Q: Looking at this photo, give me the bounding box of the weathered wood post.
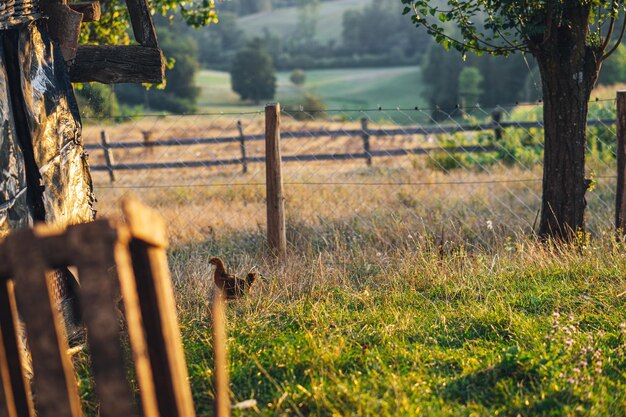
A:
[491,109,503,141]
[361,117,372,166]
[616,91,626,233]
[237,121,248,174]
[101,130,116,183]
[265,104,286,258]
[212,290,230,417]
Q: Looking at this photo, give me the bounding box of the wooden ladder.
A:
[0,199,196,417]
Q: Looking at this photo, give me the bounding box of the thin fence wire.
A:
[84,101,618,252]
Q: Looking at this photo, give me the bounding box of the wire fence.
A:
[83,101,618,252]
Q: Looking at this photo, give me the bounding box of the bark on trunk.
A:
[537,61,591,238]
[531,13,601,240]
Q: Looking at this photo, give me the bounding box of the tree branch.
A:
[410,4,528,55]
[603,15,626,60]
[600,0,618,52]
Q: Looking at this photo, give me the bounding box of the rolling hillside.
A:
[237,0,368,44]
[195,66,426,111]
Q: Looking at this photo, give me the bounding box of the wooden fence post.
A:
[616,91,626,233]
[237,121,248,174]
[101,130,116,183]
[491,110,503,141]
[265,104,286,258]
[212,291,230,417]
[361,118,372,166]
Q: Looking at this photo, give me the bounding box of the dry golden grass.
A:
[85,112,616,248]
[80,113,623,417]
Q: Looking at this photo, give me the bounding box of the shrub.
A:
[289,69,306,86]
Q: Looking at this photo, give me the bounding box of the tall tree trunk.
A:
[537,60,590,238]
[531,17,601,239]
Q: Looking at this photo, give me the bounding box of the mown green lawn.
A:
[172,235,626,416]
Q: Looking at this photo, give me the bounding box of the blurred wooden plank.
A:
[212,291,230,417]
[0,367,8,417]
[125,0,158,47]
[0,280,34,417]
[127,241,195,417]
[69,46,164,84]
[66,221,136,417]
[122,198,168,248]
[123,200,195,417]
[0,248,8,279]
[114,228,160,417]
[69,1,100,21]
[6,229,82,417]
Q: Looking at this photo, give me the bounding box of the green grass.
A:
[169,232,626,416]
[237,0,367,44]
[195,66,426,112]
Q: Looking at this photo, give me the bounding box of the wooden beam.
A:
[125,0,159,48]
[69,1,101,21]
[0,280,35,417]
[7,229,83,417]
[212,291,230,417]
[69,45,164,84]
[41,3,83,61]
[122,199,196,417]
[121,199,168,248]
[67,222,136,417]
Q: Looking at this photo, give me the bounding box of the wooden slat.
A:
[0,248,8,279]
[122,199,168,248]
[0,364,7,417]
[212,291,230,417]
[114,227,160,417]
[6,229,82,417]
[122,200,195,417]
[127,241,195,417]
[69,1,101,21]
[125,0,159,47]
[66,221,136,417]
[0,280,34,417]
[69,46,164,84]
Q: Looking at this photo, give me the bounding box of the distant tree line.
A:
[192,0,430,71]
[217,0,336,16]
[76,0,626,115]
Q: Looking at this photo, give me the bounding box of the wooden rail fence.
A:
[83,103,619,257]
[85,111,615,179]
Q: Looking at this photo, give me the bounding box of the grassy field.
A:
[195,66,426,112]
[76,100,624,415]
[170,234,626,416]
[82,169,626,415]
[237,0,367,44]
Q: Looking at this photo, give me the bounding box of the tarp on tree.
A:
[0,20,94,239]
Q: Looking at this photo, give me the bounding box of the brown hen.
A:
[209,257,257,300]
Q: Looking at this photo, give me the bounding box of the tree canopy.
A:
[403,0,626,238]
[401,0,626,60]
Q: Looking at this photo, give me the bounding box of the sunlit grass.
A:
[170,231,626,416]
